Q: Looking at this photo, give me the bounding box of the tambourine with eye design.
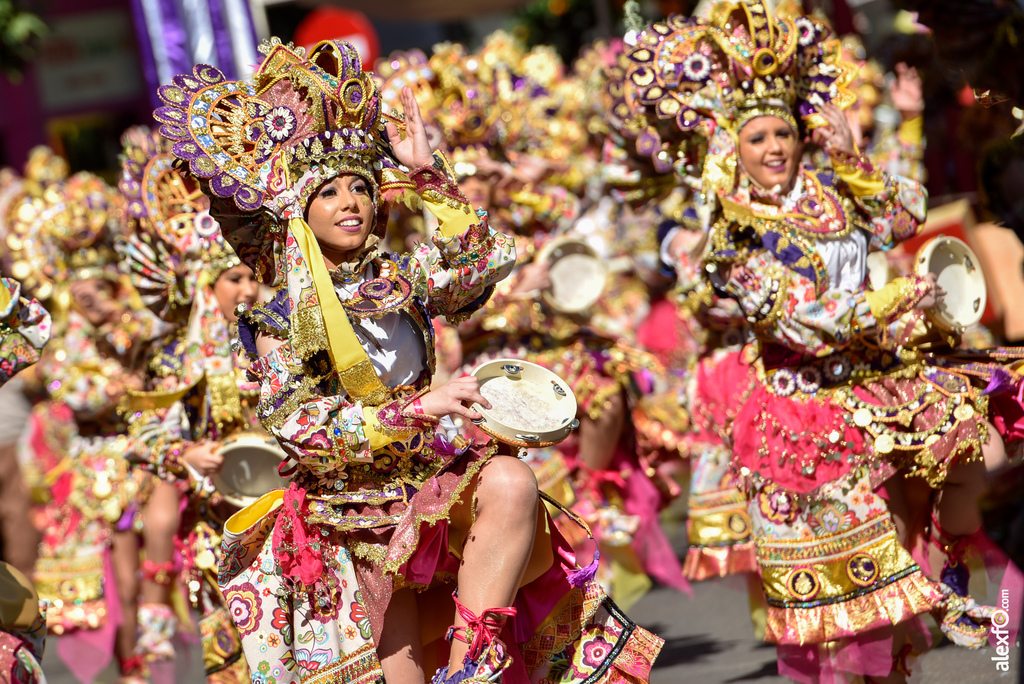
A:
[212,432,290,508]
[470,359,579,449]
[914,236,987,333]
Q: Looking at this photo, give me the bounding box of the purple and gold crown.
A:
[154,38,414,221]
[622,0,856,165]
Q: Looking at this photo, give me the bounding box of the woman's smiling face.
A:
[305,173,376,265]
[737,115,801,195]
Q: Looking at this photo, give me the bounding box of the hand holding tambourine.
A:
[913,236,986,334]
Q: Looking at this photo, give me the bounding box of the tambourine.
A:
[212,432,290,508]
[536,237,607,314]
[914,236,987,332]
[470,359,579,448]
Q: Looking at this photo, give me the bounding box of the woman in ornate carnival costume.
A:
[153,38,663,684]
[117,127,259,681]
[7,148,158,683]
[590,32,762,591]
[626,1,1024,681]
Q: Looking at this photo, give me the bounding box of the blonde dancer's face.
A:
[737,116,800,195]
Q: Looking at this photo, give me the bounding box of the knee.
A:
[143,495,181,538]
[477,456,539,515]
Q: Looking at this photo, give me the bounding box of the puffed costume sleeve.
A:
[407,154,516,323]
[829,150,928,251]
[0,276,50,386]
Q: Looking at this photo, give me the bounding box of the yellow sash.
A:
[288,217,392,407]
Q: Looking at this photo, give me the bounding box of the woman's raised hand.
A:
[890,63,924,120]
[418,376,492,421]
[386,86,436,169]
[811,102,857,156]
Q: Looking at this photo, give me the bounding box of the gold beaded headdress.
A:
[622,0,856,196]
[0,147,123,293]
[154,38,416,244]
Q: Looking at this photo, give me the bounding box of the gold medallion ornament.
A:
[954,404,975,422]
[874,434,895,455]
[728,512,751,538]
[846,553,880,587]
[853,408,873,427]
[787,568,820,600]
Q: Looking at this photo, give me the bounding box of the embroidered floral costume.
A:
[620,1,1024,680]
[118,128,255,682]
[7,148,157,683]
[154,38,663,683]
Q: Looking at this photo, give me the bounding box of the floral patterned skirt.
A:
[218,441,663,684]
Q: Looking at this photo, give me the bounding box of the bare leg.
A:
[865,621,909,684]
[141,479,180,604]
[378,587,426,684]
[577,391,626,473]
[446,455,543,671]
[926,422,1002,580]
[111,529,140,668]
[0,441,39,575]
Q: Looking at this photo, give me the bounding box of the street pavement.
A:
[41,522,1021,683]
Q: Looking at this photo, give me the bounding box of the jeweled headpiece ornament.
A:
[622,0,855,195]
[625,1,854,142]
[0,147,123,294]
[154,38,415,241]
[118,127,242,319]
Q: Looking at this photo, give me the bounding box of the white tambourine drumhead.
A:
[212,433,290,508]
[536,237,607,314]
[470,359,579,449]
[914,236,987,332]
